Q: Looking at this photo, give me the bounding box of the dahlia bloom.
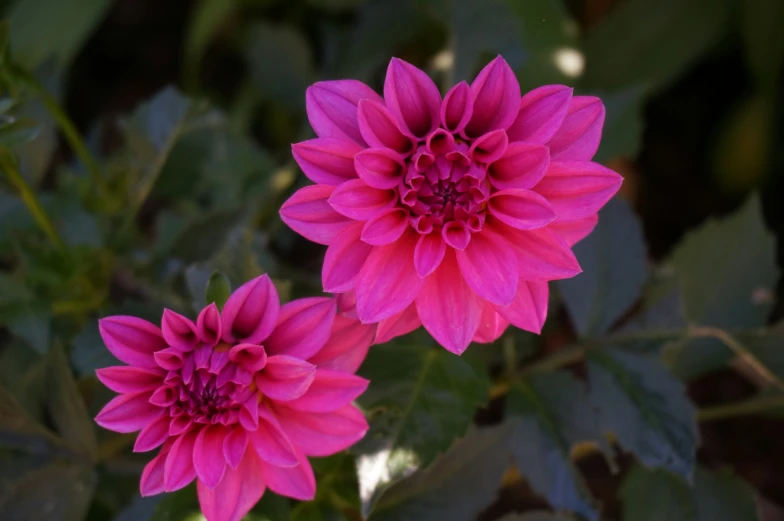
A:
[94,275,372,521]
[281,56,622,354]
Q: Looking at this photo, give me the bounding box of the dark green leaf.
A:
[185,263,214,312]
[370,424,513,521]
[183,0,238,88]
[6,304,51,355]
[170,209,245,263]
[0,120,40,147]
[250,493,291,520]
[70,321,119,377]
[664,336,730,380]
[693,468,759,520]
[148,485,200,521]
[557,198,647,337]
[0,382,68,455]
[592,85,647,163]
[498,513,575,521]
[669,193,777,328]
[45,343,97,459]
[291,503,348,521]
[742,0,784,88]
[356,345,490,517]
[112,496,163,521]
[587,348,698,478]
[205,270,231,310]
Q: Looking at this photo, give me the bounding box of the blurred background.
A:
[0,0,783,520]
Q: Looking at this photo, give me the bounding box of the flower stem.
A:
[697,394,784,422]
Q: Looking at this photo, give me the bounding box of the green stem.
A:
[698,394,784,422]
[1,156,63,249]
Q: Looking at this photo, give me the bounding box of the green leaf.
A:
[620,465,760,521]
[0,119,40,147]
[290,503,348,521]
[742,0,784,88]
[498,513,575,521]
[249,493,291,521]
[356,345,489,517]
[369,424,513,521]
[581,0,733,92]
[45,343,97,459]
[557,198,647,337]
[669,193,777,328]
[6,304,51,355]
[506,373,601,521]
[591,85,647,163]
[183,0,238,88]
[205,270,231,310]
[0,382,68,455]
[8,0,112,69]
[170,209,246,263]
[147,485,200,521]
[587,348,698,478]
[70,321,119,377]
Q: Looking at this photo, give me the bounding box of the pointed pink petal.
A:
[488,142,550,190]
[355,148,406,189]
[154,348,183,371]
[493,222,582,281]
[274,404,368,457]
[283,369,368,413]
[507,85,572,144]
[456,228,518,306]
[308,314,374,373]
[265,298,336,359]
[239,397,259,431]
[228,343,267,372]
[164,430,198,492]
[441,81,474,133]
[98,316,167,369]
[384,57,441,138]
[196,303,222,346]
[194,425,228,489]
[256,355,316,401]
[221,274,280,344]
[223,427,249,469]
[259,447,316,501]
[95,366,163,394]
[464,56,521,137]
[426,128,456,155]
[468,129,508,164]
[357,99,414,155]
[356,229,423,323]
[292,138,362,185]
[328,179,397,220]
[472,304,509,343]
[534,161,623,220]
[306,79,383,146]
[442,220,471,250]
[95,391,162,433]
[414,232,446,278]
[140,442,172,496]
[549,213,599,246]
[488,188,556,230]
[280,185,352,245]
[250,405,298,467]
[416,250,482,354]
[322,222,372,293]
[361,208,408,246]
[494,280,549,333]
[149,385,178,407]
[161,309,199,351]
[546,96,605,161]
[134,415,171,452]
[197,447,266,521]
[374,304,421,344]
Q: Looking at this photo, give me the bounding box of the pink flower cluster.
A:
[281,56,622,354]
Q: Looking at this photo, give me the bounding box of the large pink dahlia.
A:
[94,275,372,521]
[280,56,623,354]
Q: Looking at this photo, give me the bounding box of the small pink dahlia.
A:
[281,56,623,354]
[94,275,372,521]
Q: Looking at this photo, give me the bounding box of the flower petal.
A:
[197,447,266,521]
[384,57,441,137]
[416,250,482,354]
[356,229,423,323]
[464,56,521,137]
[223,427,249,469]
[265,297,336,359]
[546,96,605,161]
[374,304,421,344]
[549,213,599,246]
[355,148,406,189]
[306,79,383,146]
[292,138,363,186]
[456,227,518,306]
[259,447,316,501]
[194,425,228,489]
[328,179,397,221]
[322,223,373,293]
[280,185,352,245]
[250,405,299,467]
[283,369,369,413]
[95,392,162,433]
[494,223,582,281]
[196,303,222,346]
[472,303,509,343]
[98,316,167,369]
[441,220,471,250]
[488,188,556,230]
[256,355,317,401]
[357,99,414,155]
[140,442,172,496]
[494,279,549,333]
[468,129,508,164]
[414,232,446,278]
[134,414,171,452]
[164,430,198,492]
[441,81,474,133]
[488,142,550,190]
[95,366,163,394]
[221,274,280,345]
[308,314,375,374]
[361,208,408,246]
[507,85,572,144]
[534,161,623,220]
[161,309,199,352]
[274,404,368,457]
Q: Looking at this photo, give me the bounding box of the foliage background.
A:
[1,0,783,520]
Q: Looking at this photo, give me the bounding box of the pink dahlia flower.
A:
[94,275,372,521]
[280,56,623,354]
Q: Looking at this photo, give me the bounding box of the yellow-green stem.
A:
[698,394,784,422]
